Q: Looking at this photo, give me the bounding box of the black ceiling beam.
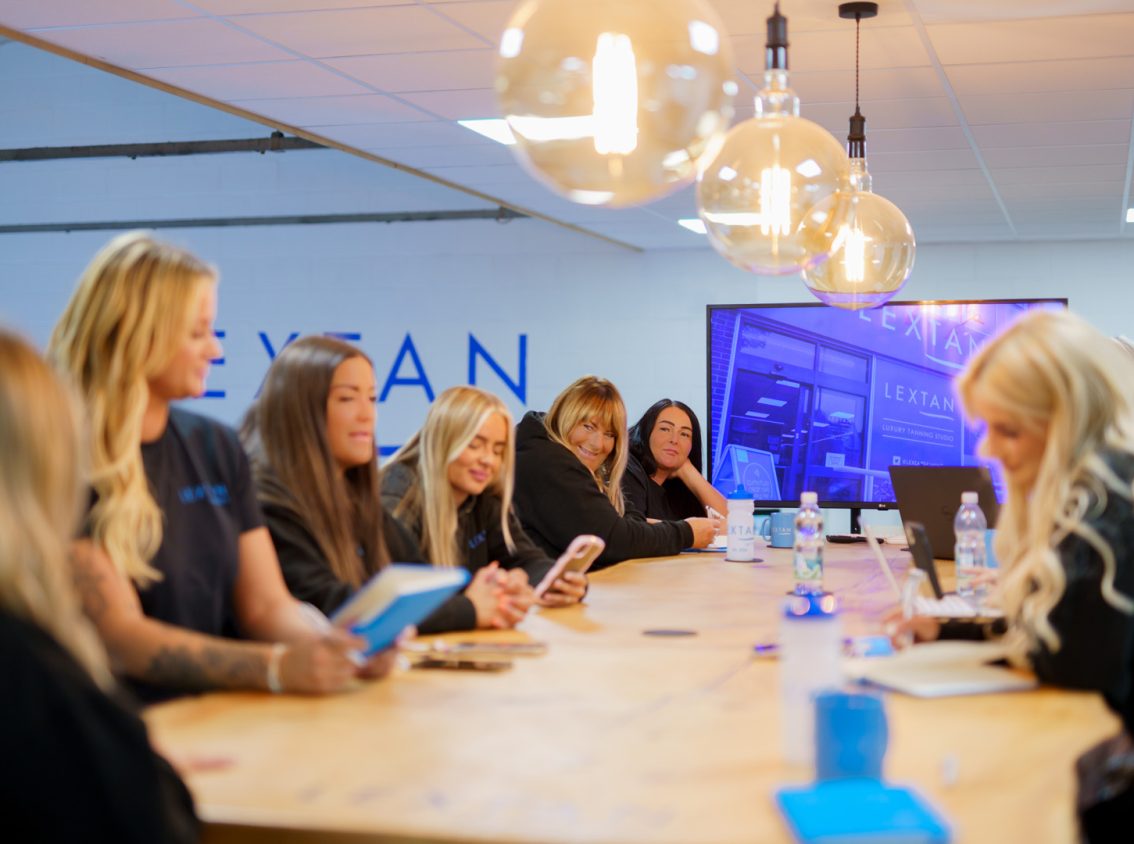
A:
[0,132,324,162]
[0,208,527,235]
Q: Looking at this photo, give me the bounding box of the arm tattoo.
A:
[145,643,267,692]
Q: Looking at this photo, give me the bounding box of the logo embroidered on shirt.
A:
[178,484,230,506]
[467,530,487,550]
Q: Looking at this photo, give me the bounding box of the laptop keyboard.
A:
[914,594,1003,618]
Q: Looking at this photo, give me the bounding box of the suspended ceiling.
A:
[1,0,1132,251]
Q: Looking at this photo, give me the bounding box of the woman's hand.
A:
[684,515,724,548]
[466,563,505,629]
[882,608,942,649]
[539,571,588,607]
[492,568,535,628]
[278,629,365,693]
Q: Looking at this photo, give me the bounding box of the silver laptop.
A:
[888,466,999,560]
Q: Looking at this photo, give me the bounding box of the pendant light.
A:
[799,2,915,310]
[495,0,736,208]
[696,2,849,276]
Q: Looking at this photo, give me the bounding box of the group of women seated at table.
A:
[1,231,1130,840]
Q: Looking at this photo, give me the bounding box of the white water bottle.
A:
[792,491,824,595]
[780,592,842,766]
[954,491,987,600]
[726,485,756,562]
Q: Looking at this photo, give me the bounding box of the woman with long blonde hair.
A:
[49,231,382,701]
[241,335,423,616]
[891,310,1134,839]
[383,386,585,632]
[0,329,197,841]
[513,376,720,569]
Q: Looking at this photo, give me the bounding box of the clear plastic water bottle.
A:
[954,491,988,600]
[780,592,842,766]
[726,485,756,562]
[793,491,824,595]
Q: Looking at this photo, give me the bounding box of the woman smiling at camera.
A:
[382,386,585,633]
[624,398,728,521]
[512,376,720,570]
[49,232,374,702]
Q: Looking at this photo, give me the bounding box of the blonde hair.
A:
[387,386,515,568]
[242,336,389,587]
[544,375,628,515]
[0,330,112,688]
[958,310,1134,660]
[48,231,217,586]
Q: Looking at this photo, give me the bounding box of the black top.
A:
[380,461,556,633]
[0,609,198,843]
[512,411,693,570]
[622,452,705,521]
[942,449,1134,735]
[135,408,265,636]
[260,495,425,619]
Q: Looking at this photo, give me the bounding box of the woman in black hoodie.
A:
[513,376,721,569]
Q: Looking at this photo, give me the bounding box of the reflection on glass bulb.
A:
[496,0,735,207]
[760,166,792,236]
[592,33,638,155]
[841,225,867,283]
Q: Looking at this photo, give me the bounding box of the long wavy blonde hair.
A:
[0,330,112,688]
[48,231,217,587]
[387,386,516,568]
[958,310,1134,659]
[545,375,628,515]
[242,336,389,587]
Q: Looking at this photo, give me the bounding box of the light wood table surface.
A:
[145,543,1119,844]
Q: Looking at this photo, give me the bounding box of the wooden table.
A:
[145,544,1119,844]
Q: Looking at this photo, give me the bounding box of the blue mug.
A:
[759,511,795,548]
[814,690,888,782]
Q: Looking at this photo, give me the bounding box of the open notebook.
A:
[844,640,1036,698]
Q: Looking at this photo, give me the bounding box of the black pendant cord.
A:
[839,1,878,160]
[855,13,861,113]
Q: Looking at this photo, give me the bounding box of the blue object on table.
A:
[984,528,999,568]
[776,779,951,843]
[759,510,795,548]
[814,690,888,781]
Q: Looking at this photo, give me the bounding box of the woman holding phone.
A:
[888,310,1134,840]
[382,386,586,632]
[513,376,721,569]
[49,232,372,701]
[1,330,197,842]
[624,398,727,521]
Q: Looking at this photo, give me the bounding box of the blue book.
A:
[331,564,469,656]
[776,780,951,843]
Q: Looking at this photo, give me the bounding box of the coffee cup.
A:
[758,511,795,548]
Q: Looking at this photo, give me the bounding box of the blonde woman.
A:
[890,310,1134,838]
[0,330,197,842]
[49,232,379,702]
[382,386,585,632]
[241,336,423,616]
[513,376,721,569]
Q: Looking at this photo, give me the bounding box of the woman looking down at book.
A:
[0,330,198,842]
[240,335,418,664]
[382,386,585,633]
[887,310,1134,839]
[624,398,727,521]
[512,376,721,569]
[49,232,366,701]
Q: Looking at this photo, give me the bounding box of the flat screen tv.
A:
[706,299,1067,511]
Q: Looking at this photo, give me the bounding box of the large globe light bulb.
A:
[696,5,848,276]
[800,158,916,310]
[496,0,736,207]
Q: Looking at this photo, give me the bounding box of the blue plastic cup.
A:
[814,690,888,781]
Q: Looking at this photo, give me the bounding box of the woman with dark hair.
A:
[513,377,722,570]
[624,399,728,521]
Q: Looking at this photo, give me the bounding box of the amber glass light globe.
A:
[697,69,849,276]
[800,159,916,310]
[496,0,735,207]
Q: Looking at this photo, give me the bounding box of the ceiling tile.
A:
[30,19,293,68]
[427,0,515,45]
[376,143,516,169]
[805,97,957,131]
[926,13,1134,65]
[0,0,189,28]
[228,6,487,58]
[330,121,478,149]
[325,49,496,93]
[398,88,498,120]
[735,25,931,76]
[945,56,1134,96]
[146,61,371,100]
[998,180,1121,200]
[786,66,945,105]
[971,119,1130,148]
[231,93,429,127]
[980,144,1130,168]
[194,0,407,12]
[989,163,1126,185]
[959,89,1134,126]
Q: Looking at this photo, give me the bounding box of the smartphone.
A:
[903,521,945,599]
[437,641,548,658]
[409,657,513,672]
[533,534,605,598]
